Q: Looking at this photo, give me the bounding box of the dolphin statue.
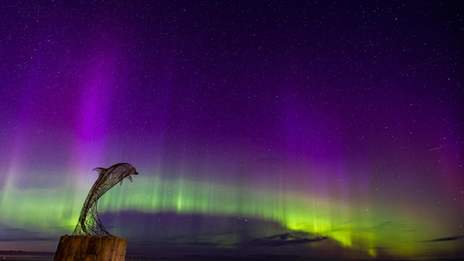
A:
[72,163,138,237]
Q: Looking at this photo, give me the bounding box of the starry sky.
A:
[0,1,463,260]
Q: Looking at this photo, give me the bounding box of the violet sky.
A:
[0,1,463,260]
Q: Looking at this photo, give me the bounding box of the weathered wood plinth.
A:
[53,235,127,261]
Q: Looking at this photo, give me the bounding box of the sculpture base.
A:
[53,235,127,261]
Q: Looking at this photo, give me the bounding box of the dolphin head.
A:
[124,165,139,184]
[116,163,138,185]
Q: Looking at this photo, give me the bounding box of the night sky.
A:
[1,1,463,260]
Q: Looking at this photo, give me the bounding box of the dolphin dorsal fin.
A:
[92,167,105,176]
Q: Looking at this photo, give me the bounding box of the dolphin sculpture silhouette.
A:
[72,163,138,236]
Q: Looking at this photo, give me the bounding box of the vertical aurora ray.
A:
[69,40,120,174]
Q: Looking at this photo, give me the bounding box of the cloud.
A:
[185,241,218,247]
[421,236,463,242]
[0,227,54,243]
[371,221,392,230]
[249,254,302,259]
[247,232,327,247]
[371,246,392,250]
[0,237,52,242]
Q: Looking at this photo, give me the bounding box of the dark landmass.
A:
[0,250,54,260]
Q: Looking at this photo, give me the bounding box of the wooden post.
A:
[53,235,127,261]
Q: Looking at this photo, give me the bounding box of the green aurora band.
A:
[0,174,457,258]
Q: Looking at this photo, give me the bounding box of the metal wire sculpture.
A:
[72,163,138,237]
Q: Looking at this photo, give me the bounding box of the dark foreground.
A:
[2,250,463,261]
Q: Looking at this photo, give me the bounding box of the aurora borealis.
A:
[0,1,463,260]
